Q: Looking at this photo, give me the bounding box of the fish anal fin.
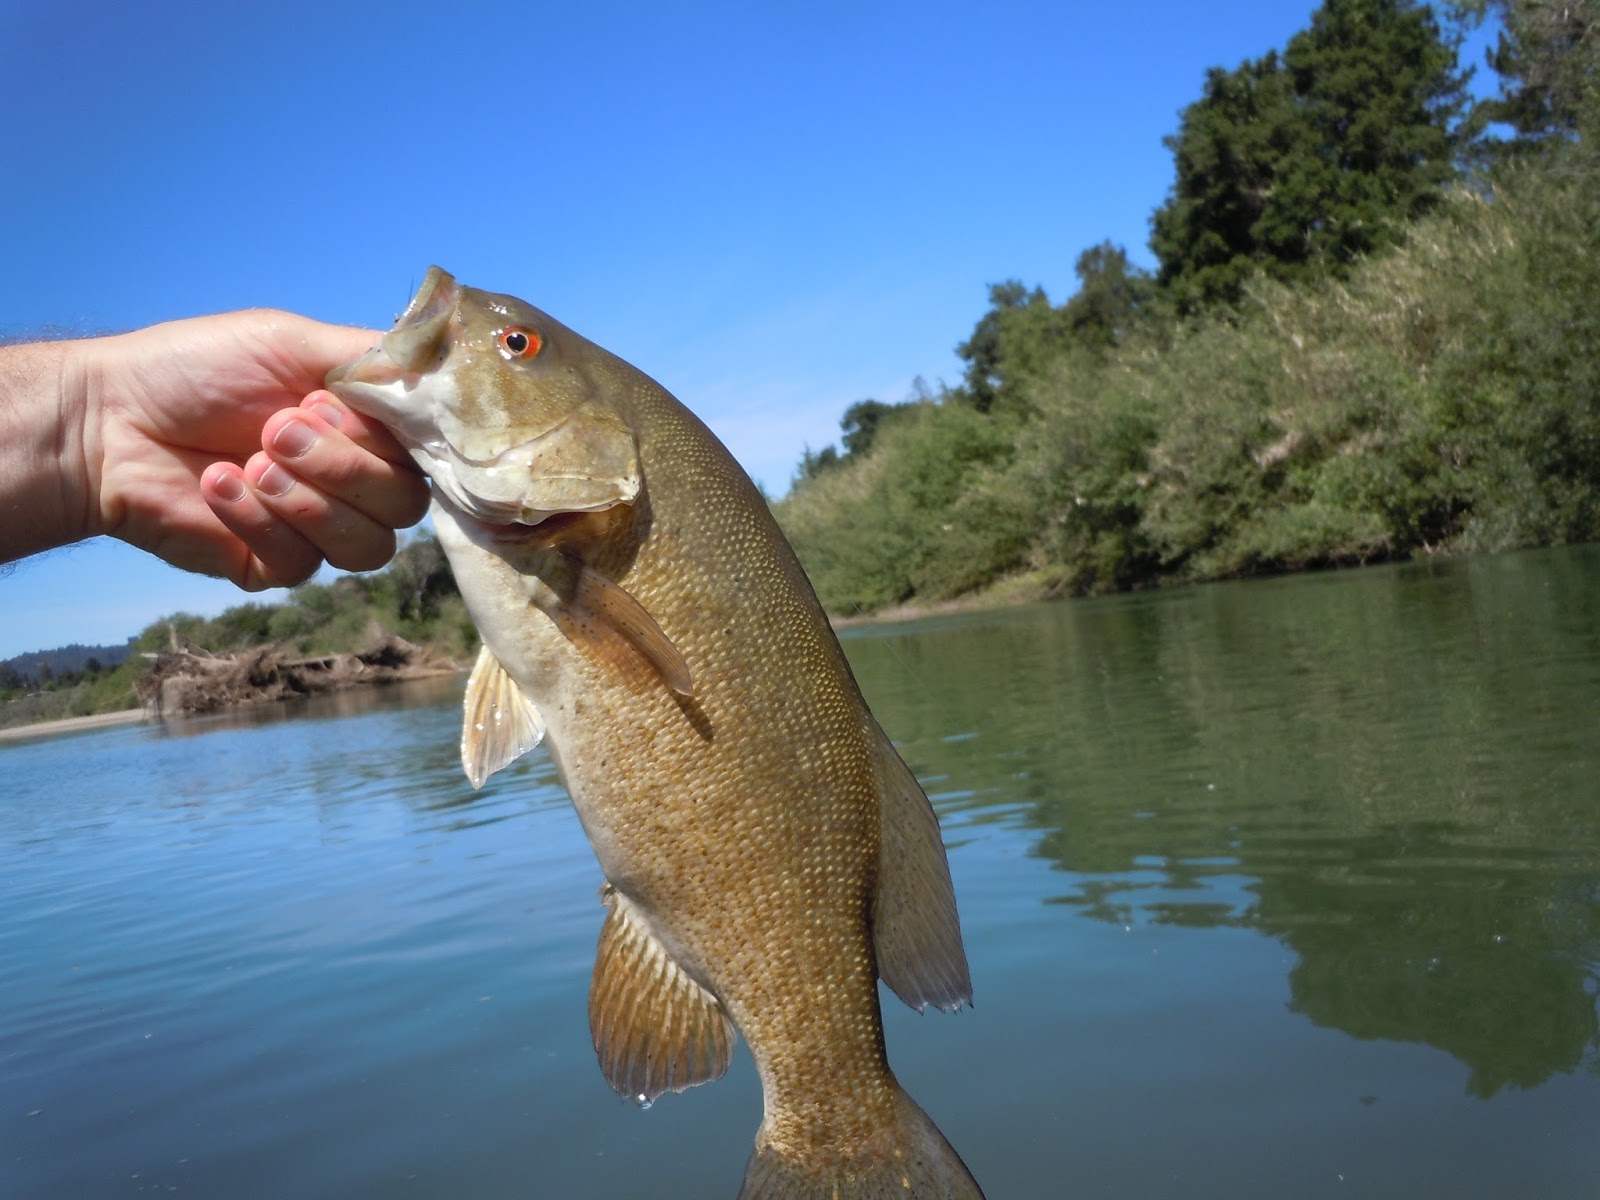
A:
[554,559,694,698]
[589,885,734,1103]
[460,644,546,789]
[870,723,974,1013]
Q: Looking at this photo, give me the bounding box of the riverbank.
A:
[1,636,463,742]
[0,707,148,743]
[828,567,1113,627]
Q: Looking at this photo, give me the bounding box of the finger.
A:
[299,390,415,466]
[244,452,401,574]
[262,404,431,530]
[200,462,324,589]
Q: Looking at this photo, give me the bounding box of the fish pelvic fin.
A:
[738,1087,985,1200]
[460,644,546,789]
[589,885,734,1104]
[549,556,694,698]
[869,722,973,1013]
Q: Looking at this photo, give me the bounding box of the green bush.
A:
[780,401,1023,611]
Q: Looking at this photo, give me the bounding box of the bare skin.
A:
[0,310,431,588]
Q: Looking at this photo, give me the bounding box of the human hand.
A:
[76,310,431,589]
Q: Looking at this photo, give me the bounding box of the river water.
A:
[4,547,1598,1198]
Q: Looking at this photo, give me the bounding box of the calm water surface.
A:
[4,547,1598,1198]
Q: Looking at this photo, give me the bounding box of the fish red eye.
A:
[498,326,541,358]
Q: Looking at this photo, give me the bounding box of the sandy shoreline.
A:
[0,708,148,743]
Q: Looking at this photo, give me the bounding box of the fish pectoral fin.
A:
[460,644,546,789]
[553,559,694,698]
[870,722,974,1013]
[589,885,734,1104]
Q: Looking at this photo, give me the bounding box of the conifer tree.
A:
[1152,0,1472,311]
[1475,0,1598,143]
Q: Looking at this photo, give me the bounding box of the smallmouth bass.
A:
[328,267,984,1199]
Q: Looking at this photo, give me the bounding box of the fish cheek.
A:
[521,405,641,516]
[437,352,568,464]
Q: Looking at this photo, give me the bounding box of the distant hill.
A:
[2,640,135,686]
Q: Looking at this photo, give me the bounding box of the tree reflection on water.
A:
[844,546,1600,1098]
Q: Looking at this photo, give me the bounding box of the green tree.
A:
[955,281,1077,414]
[202,603,276,650]
[839,399,903,458]
[1152,0,1473,311]
[956,281,1036,412]
[386,531,456,623]
[793,397,920,485]
[1477,0,1599,142]
[1060,241,1159,351]
[795,444,841,482]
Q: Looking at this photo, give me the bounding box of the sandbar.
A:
[0,708,147,743]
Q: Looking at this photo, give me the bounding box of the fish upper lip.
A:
[381,266,458,373]
[398,266,454,325]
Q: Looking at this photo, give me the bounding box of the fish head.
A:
[326,266,640,526]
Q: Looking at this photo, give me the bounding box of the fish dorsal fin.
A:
[870,722,974,1012]
[552,558,694,698]
[589,885,735,1103]
[460,644,546,789]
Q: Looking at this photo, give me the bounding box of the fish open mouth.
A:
[326,266,459,388]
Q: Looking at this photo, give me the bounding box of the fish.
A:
[327,267,984,1199]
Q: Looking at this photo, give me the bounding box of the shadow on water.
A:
[843,546,1600,1099]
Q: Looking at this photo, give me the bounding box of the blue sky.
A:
[4,0,1485,658]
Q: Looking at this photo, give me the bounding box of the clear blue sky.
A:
[6,0,1468,658]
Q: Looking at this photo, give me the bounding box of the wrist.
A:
[0,336,98,562]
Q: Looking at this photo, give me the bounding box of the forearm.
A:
[0,338,97,564]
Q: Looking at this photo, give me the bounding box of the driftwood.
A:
[134,634,457,719]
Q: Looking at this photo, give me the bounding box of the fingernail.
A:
[257,463,295,497]
[213,472,246,502]
[307,398,345,430]
[272,418,317,458]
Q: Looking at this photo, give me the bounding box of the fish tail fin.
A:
[738,1087,985,1200]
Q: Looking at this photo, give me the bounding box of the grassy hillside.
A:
[776,159,1600,613]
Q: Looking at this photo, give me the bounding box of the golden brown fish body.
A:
[329,268,982,1199]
